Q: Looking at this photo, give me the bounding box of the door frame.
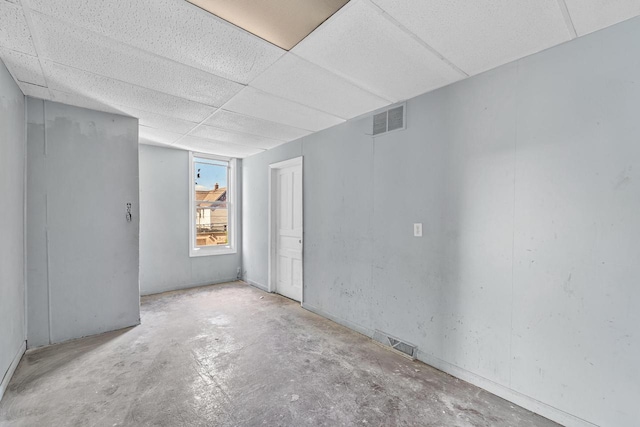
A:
[268,156,304,304]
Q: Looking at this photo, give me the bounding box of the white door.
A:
[275,164,303,301]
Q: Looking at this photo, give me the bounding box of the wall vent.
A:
[372,330,417,360]
[372,104,406,136]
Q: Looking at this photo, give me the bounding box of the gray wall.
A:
[242,17,640,427]
[0,60,25,398]
[27,99,140,348]
[242,141,302,290]
[139,144,241,295]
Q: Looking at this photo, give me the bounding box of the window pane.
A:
[194,157,229,247]
[195,205,229,246]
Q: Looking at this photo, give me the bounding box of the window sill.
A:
[189,247,237,257]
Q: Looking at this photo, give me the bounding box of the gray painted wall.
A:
[242,141,302,290]
[0,60,25,398]
[242,17,640,427]
[139,144,241,295]
[26,99,140,348]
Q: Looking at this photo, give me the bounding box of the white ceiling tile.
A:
[204,109,311,141]
[173,135,265,158]
[32,13,244,107]
[191,124,284,150]
[26,0,284,83]
[117,107,199,135]
[223,86,344,132]
[50,90,124,115]
[44,61,217,122]
[139,126,183,146]
[19,81,51,99]
[250,53,391,119]
[45,90,200,134]
[370,0,572,75]
[564,0,640,36]
[0,1,36,55]
[292,0,463,101]
[0,48,45,86]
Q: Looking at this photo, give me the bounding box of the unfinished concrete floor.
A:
[0,282,559,426]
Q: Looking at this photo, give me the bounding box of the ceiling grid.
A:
[1,0,639,157]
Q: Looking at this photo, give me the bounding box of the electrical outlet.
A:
[413,223,422,237]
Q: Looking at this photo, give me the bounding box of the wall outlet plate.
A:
[414,223,422,237]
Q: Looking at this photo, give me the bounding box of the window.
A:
[189,152,236,256]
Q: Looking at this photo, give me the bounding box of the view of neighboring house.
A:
[195,183,228,246]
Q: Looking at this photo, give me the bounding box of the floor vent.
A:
[372,330,417,360]
[372,104,406,136]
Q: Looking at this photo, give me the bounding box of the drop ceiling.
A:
[1,0,639,158]
[186,0,350,50]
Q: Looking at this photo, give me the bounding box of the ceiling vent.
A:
[372,104,406,136]
[372,329,417,360]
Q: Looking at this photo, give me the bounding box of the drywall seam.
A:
[42,100,46,156]
[301,303,374,339]
[416,349,599,427]
[508,61,520,388]
[45,197,51,345]
[0,341,26,402]
[23,96,28,344]
[139,277,239,297]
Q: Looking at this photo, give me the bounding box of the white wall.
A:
[0,60,26,400]
[26,99,140,348]
[139,144,241,295]
[242,17,640,427]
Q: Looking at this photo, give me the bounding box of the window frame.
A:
[189,151,237,257]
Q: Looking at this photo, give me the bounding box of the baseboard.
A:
[0,341,26,402]
[141,277,239,296]
[299,304,597,427]
[244,279,268,292]
[417,350,598,427]
[301,302,374,339]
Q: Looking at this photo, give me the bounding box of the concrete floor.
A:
[0,282,559,426]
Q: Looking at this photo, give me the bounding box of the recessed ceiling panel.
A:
[204,110,311,142]
[186,0,349,50]
[0,48,46,86]
[44,61,217,123]
[250,53,390,119]
[370,0,571,75]
[173,135,264,158]
[564,0,640,36]
[293,0,463,102]
[33,13,244,107]
[191,124,284,150]
[0,1,37,55]
[26,0,284,83]
[223,86,344,132]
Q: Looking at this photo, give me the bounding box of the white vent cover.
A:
[372,104,406,136]
[372,329,417,360]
